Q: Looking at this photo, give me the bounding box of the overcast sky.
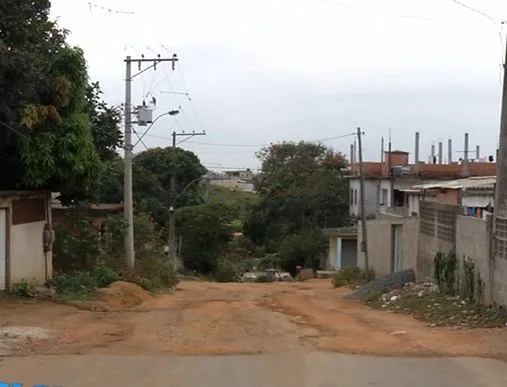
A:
[50,0,507,171]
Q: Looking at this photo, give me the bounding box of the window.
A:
[354,189,358,205]
[350,189,354,204]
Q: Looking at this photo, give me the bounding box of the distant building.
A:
[349,147,496,219]
[224,169,254,181]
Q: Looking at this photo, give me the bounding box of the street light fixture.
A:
[133,109,180,147]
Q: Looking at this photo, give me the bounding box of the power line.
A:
[88,2,134,14]
[142,131,356,147]
[448,0,495,23]
[184,132,357,147]
[0,120,31,141]
[317,0,466,22]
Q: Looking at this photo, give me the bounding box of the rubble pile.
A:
[368,282,507,328]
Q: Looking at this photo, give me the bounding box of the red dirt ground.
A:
[1,279,507,359]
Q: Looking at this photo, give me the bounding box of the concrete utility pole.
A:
[414,132,420,174]
[464,133,470,176]
[168,130,206,268]
[495,36,507,216]
[357,127,369,271]
[124,54,179,270]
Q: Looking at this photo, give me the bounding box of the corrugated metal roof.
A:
[412,176,496,190]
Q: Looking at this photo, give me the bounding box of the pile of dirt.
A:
[93,281,153,306]
[68,281,153,312]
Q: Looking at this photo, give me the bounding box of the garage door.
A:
[0,209,5,290]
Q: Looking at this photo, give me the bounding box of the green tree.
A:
[176,202,235,274]
[0,1,110,198]
[278,231,327,275]
[94,147,207,229]
[244,141,349,249]
[85,81,123,163]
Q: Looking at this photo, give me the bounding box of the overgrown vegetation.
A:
[278,231,327,275]
[13,280,36,298]
[433,251,485,305]
[332,267,376,288]
[49,267,119,298]
[214,260,240,283]
[244,142,350,254]
[434,251,458,295]
[52,212,178,297]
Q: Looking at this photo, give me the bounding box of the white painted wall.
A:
[407,193,421,215]
[379,180,392,206]
[349,179,379,218]
[9,221,50,286]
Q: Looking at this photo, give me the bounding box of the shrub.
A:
[49,267,119,298]
[278,231,327,275]
[13,280,35,298]
[214,260,239,283]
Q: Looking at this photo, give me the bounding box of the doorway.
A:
[391,224,403,273]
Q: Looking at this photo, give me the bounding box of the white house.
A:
[0,191,53,290]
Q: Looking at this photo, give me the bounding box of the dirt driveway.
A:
[1,279,507,359]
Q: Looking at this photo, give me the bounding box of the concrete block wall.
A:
[493,258,507,306]
[455,215,493,304]
[417,201,458,280]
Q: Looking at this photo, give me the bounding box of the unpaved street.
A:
[1,280,507,386]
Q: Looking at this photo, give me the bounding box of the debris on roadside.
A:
[366,281,507,328]
[345,269,416,300]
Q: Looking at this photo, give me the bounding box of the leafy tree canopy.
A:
[94,147,207,229]
[0,0,121,199]
[176,202,236,275]
[244,141,350,249]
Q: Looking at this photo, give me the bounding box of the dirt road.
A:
[0,280,507,385]
[1,279,507,358]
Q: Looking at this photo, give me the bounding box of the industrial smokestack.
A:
[476,145,480,161]
[438,142,443,164]
[381,136,384,163]
[414,132,420,173]
[431,144,435,164]
[448,138,452,164]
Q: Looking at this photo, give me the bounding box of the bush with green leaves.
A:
[214,260,239,283]
[49,266,120,298]
[13,280,36,298]
[278,231,327,275]
[53,212,178,292]
[176,202,236,275]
